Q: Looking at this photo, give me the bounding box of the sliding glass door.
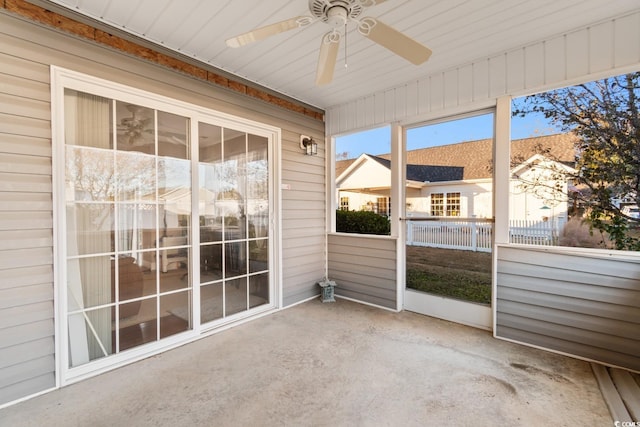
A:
[60,78,276,374]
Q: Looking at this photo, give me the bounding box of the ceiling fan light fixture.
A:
[310,0,364,22]
[326,6,348,27]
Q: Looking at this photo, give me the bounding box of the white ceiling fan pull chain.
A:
[344,23,348,69]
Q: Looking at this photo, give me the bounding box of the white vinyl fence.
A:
[406,218,565,252]
[508,219,564,246]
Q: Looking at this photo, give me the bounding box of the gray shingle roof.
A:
[336,133,577,182]
[367,155,463,182]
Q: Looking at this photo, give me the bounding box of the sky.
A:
[335,98,562,159]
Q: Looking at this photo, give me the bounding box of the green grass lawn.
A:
[405,246,492,305]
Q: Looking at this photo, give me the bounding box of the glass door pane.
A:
[65,90,192,368]
[199,123,270,323]
[63,83,276,377]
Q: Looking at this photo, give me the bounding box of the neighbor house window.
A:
[376,197,390,216]
[446,193,461,216]
[340,197,349,211]
[430,192,460,216]
[430,193,444,216]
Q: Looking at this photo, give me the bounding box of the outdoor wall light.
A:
[300,135,318,156]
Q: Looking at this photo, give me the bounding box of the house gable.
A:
[511,154,577,179]
[337,154,393,191]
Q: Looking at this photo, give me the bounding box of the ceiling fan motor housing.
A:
[326,6,347,26]
[309,0,364,26]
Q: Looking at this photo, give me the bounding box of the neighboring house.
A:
[336,133,577,223]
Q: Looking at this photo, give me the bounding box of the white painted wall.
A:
[340,165,568,222]
[337,156,391,191]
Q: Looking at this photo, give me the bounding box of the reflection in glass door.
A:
[60,72,277,380]
[404,113,494,324]
[65,90,192,367]
[198,123,270,324]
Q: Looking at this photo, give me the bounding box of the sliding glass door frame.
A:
[52,67,281,386]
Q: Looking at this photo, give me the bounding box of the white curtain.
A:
[66,90,113,366]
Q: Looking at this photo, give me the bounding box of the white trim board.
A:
[51,65,283,386]
[404,289,492,331]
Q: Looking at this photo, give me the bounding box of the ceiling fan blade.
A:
[226,16,312,48]
[316,31,341,86]
[358,17,432,65]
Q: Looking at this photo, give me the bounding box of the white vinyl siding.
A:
[0,31,55,404]
[496,245,640,371]
[328,234,397,310]
[326,10,640,135]
[0,10,324,406]
[281,130,326,306]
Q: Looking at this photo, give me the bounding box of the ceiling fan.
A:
[226,0,432,85]
[118,105,153,146]
[118,105,187,147]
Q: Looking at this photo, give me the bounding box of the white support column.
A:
[326,135,337,233]
[390,123,402,237]
[494,97,511,245]
[493,96,512,334]
[326,135,336,282]
[391,122,404,312]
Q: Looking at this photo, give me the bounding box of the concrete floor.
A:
[1,299,612,426]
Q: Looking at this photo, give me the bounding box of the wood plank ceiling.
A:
[34,0,640,109]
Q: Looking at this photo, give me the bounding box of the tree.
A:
[336,151,350,161]
[513,72,640,250]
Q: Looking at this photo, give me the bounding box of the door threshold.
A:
[404,289,492,330]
